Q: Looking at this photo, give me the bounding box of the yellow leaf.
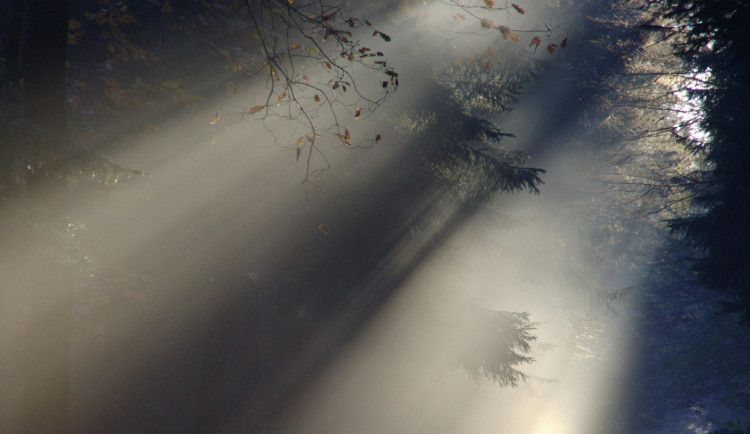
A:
[296,136,305,147]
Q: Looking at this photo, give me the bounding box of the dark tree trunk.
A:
[20,0,69,137]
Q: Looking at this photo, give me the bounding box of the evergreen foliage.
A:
[659,0,750,323]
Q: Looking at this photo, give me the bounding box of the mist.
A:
[2,0,749,433]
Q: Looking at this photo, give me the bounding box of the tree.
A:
[651,0,750,323]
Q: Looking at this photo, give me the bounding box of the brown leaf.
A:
[530,36,542,47]
[318,223,330,235]
[510,33,520,42]
[456,13,466,19]
[296,136,305,147]
[375,134,382,143]
[296,148,301,161]
[484,0,495,7]
[248,105,265,114]
[355,107,361,119]
[561,37,568,48]
[546,43,557,53]
[289,43,301,51]
[511,3,525,14]
[277,92,287,101]
[480,18,494,29]
[314,94,321,103]
[499,25,511,39]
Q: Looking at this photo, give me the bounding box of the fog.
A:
[1,0,732,432]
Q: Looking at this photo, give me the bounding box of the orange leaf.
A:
[511,3,525,14]
[456,13,466,19]
[484,0,495,7]
[530,36,542,47]
[289,43,301,50]
[510,33,520,42]
[546,43,557,53]
[248,105,265,114]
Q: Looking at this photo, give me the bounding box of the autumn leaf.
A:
[348,53,354,61]
[302,75,308,82]
[296,148,302,161]
[325,62,332,69]
[277,92,287,101]
[210,109,222,125]
[456,13,466,19]
[511,3,525,14]
[296,136,305,147]
[510,33,520,42]
[343,129,351,145]
[375,134,382,143]
[318,223,330,235]
[499,25,511,39]
[561,37,568,48]
[480,18,494,29]
[314,94,321,103]
[355,107,361,119]
[546,43,557,53]
[484,0,495,7]
[289,43,301,50]
[376,31,391,42]
[530,36,542,47]
[248,105,265,114]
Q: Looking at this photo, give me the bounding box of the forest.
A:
[1,0,749,432]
